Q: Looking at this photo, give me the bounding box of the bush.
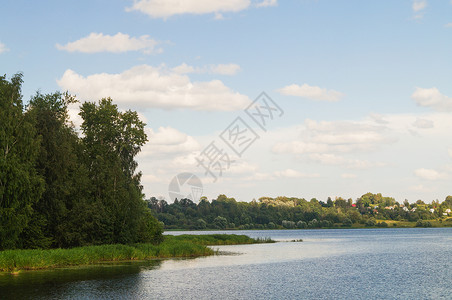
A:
[296,221,307,229]
[365,218,376,227]
[267,222,276,229]
[195,219,207,230]
[282,220,296,229]
[342,218,353,227]
[377,222,388,228]
[213,216,227,229]
[308,219,319,229]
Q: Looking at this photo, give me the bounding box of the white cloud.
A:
[244,172,274,181]
[140,127,200,156]
[308,153,385,170]
[126,0,251,19]
[409,184,431,192]
[308,153,346,165]
[57,65,250,111]
[341,173,357,179]
[56,32,162,54]
[256,0,278,8]
[171,63,241,75]
[412,0,427,19]
[171,63,196,74]
[273,119,395,155]
[414,168,445,180]
[0,42,8,54]
[277,83,344,102]
[210,63,241,75]
[412,118,434,129]
[412,0,427,12]
[448,148,452,159]
[370,113,389,124]
[445,23,452,28]
[411,87,452,112]
[141,174,163,183]
[214,12,225,20]
[228,161,258,174]
[274,168,319,178]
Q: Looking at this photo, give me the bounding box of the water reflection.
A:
[0,260,161,299]
[1,228,451,300]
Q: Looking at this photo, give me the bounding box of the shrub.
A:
[296,221,307,229]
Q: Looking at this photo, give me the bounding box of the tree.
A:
[23,92,88,248]
[196,218,207,229]
[343,218,353,227]
[79,98,159,244]
[213,216,228,229]
[0,74,44,250]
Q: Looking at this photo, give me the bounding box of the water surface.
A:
[1,228,451,299]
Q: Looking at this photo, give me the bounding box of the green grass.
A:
[0,234,273,273]
[167,234,274,245]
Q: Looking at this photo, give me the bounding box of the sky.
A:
[1,0,452,204]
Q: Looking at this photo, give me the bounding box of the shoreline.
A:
[0,234,272,274]
[164,219,452,231]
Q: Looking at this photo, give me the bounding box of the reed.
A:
[0,234,271,272]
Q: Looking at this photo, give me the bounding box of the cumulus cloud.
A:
[126,0,251,18]
[171,63,241,75]
[140,127,200,157]
[273,119,395,155]
[256,0,278,8]
[412,118,434,129]
[272,119,394,170]
[57,65,250,111]
[56,32,162,54]
[414,168,445,180]
[411,87,452,112]
[0,42,8,54]
[274,168,319,178]
[277,83,344,102]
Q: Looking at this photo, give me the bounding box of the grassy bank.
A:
[0,234,271,273]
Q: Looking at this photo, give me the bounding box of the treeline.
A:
[0,73,162,250]
[147,193,452,230]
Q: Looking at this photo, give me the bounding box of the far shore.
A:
[163,218,452,231]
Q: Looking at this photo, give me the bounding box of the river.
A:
[1,228,451,299]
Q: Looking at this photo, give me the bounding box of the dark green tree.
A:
[23,92,90,248]
[0,73,44,250]
[80,98,159,244]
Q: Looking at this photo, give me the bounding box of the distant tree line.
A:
[0,73,162,250]
[147,193,452,230]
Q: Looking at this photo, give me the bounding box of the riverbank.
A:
[0,234,273,273]
[165,217,452,231]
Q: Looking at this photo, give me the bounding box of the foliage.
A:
[0,74,44,250]
[0,234,270,272]
[149,193,452,230]
[0,74,162,250]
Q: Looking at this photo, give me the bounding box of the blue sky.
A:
[2,0,452,203]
